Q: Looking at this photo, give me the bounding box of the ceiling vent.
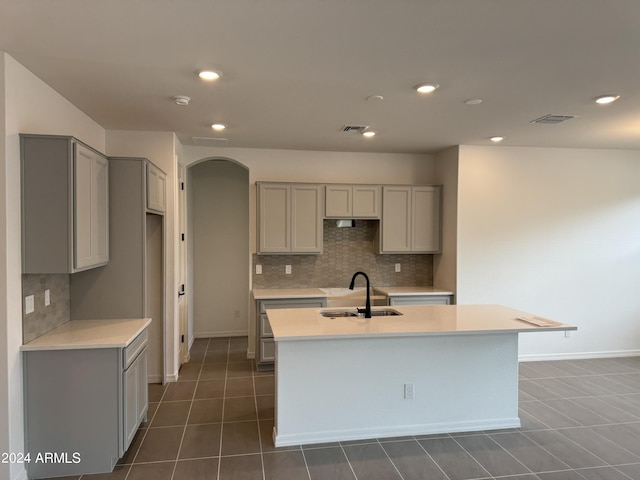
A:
[341,125,369,133]
[192,137,228,146]
[530,114,577,125]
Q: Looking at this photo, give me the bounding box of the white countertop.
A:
[267,304,576,341]
[252,286,452,300]
[252,288,327,300]
[373,286,454,296]
[21,318,152,351]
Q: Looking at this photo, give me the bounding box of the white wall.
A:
[189,161,249,337]
[433,146,459,296]
[456,145,640,359]
[2,53,105,480]
[105,131,180,380]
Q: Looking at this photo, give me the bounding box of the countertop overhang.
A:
[267,304,576,341]
[21,318,152,351]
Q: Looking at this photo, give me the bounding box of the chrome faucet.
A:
[349,271,371,318]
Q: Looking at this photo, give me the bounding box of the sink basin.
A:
[319,308,402,318]
[319,310,359,318]
[369,309,402,316]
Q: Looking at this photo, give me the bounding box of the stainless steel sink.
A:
[319,308,402,318]
[369,309,402,316]
[319,310,359,318]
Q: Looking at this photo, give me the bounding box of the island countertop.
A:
[267,304,576,341]
[21,318,152,351]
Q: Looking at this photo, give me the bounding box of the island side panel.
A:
[274,333,520,446]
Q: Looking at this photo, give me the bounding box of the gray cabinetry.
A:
[23,329,148,478]
[379,185,441,253]
[21,134,109,273]
[325,184,380,218]
[71,157,166,383]
[257,182,323,254]
[387,295,452,305]
[147,162,166,213]
[256,297,326,370]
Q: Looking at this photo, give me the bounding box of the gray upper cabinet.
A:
[380,185,441,253]
[146,162,166,213]
[325,184,380,218]
[21,134,109,273]
[257,182,323,254]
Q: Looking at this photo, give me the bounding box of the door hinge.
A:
[180,181,185,190]
[181,233,185,241]
[181,335,185,343]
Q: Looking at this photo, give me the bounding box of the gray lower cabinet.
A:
[388,294,452,305]
[256,297,326,370]
[23,331,148,478]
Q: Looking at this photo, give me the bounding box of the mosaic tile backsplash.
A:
[22,274,70,343]
[252,220,433,289]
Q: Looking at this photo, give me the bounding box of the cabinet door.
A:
[352,185,380,218]
[325,185,352,217]
[147,163,166,213]
[291,184,323,253]
[380,186,412,252]
[74,144,109,270]
[411,186,441,253]
[258,183,291,253]
[123,348,148,452]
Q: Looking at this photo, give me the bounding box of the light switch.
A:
[25,295,35,314]
[285,265,292,274]
[44,289,51,306]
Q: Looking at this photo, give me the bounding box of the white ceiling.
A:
[2,0,640,154]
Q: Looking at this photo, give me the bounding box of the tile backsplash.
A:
[252,220,433,289]
[22,274,70,343]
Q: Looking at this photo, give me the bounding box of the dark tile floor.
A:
[68,338,640,480]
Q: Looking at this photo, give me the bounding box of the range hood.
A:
[336,219,356,228]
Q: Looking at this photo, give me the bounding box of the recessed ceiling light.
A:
[490,136,505,142]
[362,130,377,137]
[199,70,222,81]
[464,99,483,105]
[211,123,226,131]
[414,83,439,94]
[172,95,191,106]
[594,94,620,104]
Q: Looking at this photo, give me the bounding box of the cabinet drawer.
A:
[260,339,275,362]
[124,330,148,369]
[260,314,273,337]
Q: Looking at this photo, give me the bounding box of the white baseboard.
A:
[194,330,248,338]
[274,418,521,447]
[519,349,640,362]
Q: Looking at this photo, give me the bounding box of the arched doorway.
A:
[188,159,249,339]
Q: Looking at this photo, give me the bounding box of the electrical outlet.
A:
[25,295,35,314]
[404,383,415,400]
[44,289,50,306]
[285,265,292,274]
[255,264,262,275]
[395,263,401,273]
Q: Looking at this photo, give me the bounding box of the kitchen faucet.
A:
[349,271,371,318]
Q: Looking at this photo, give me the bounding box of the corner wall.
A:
[3,53,106,480]
[456,145,640,359]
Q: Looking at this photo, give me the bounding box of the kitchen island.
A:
[267,304,575,446]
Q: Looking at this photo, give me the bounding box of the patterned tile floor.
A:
[59,338,640,479]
